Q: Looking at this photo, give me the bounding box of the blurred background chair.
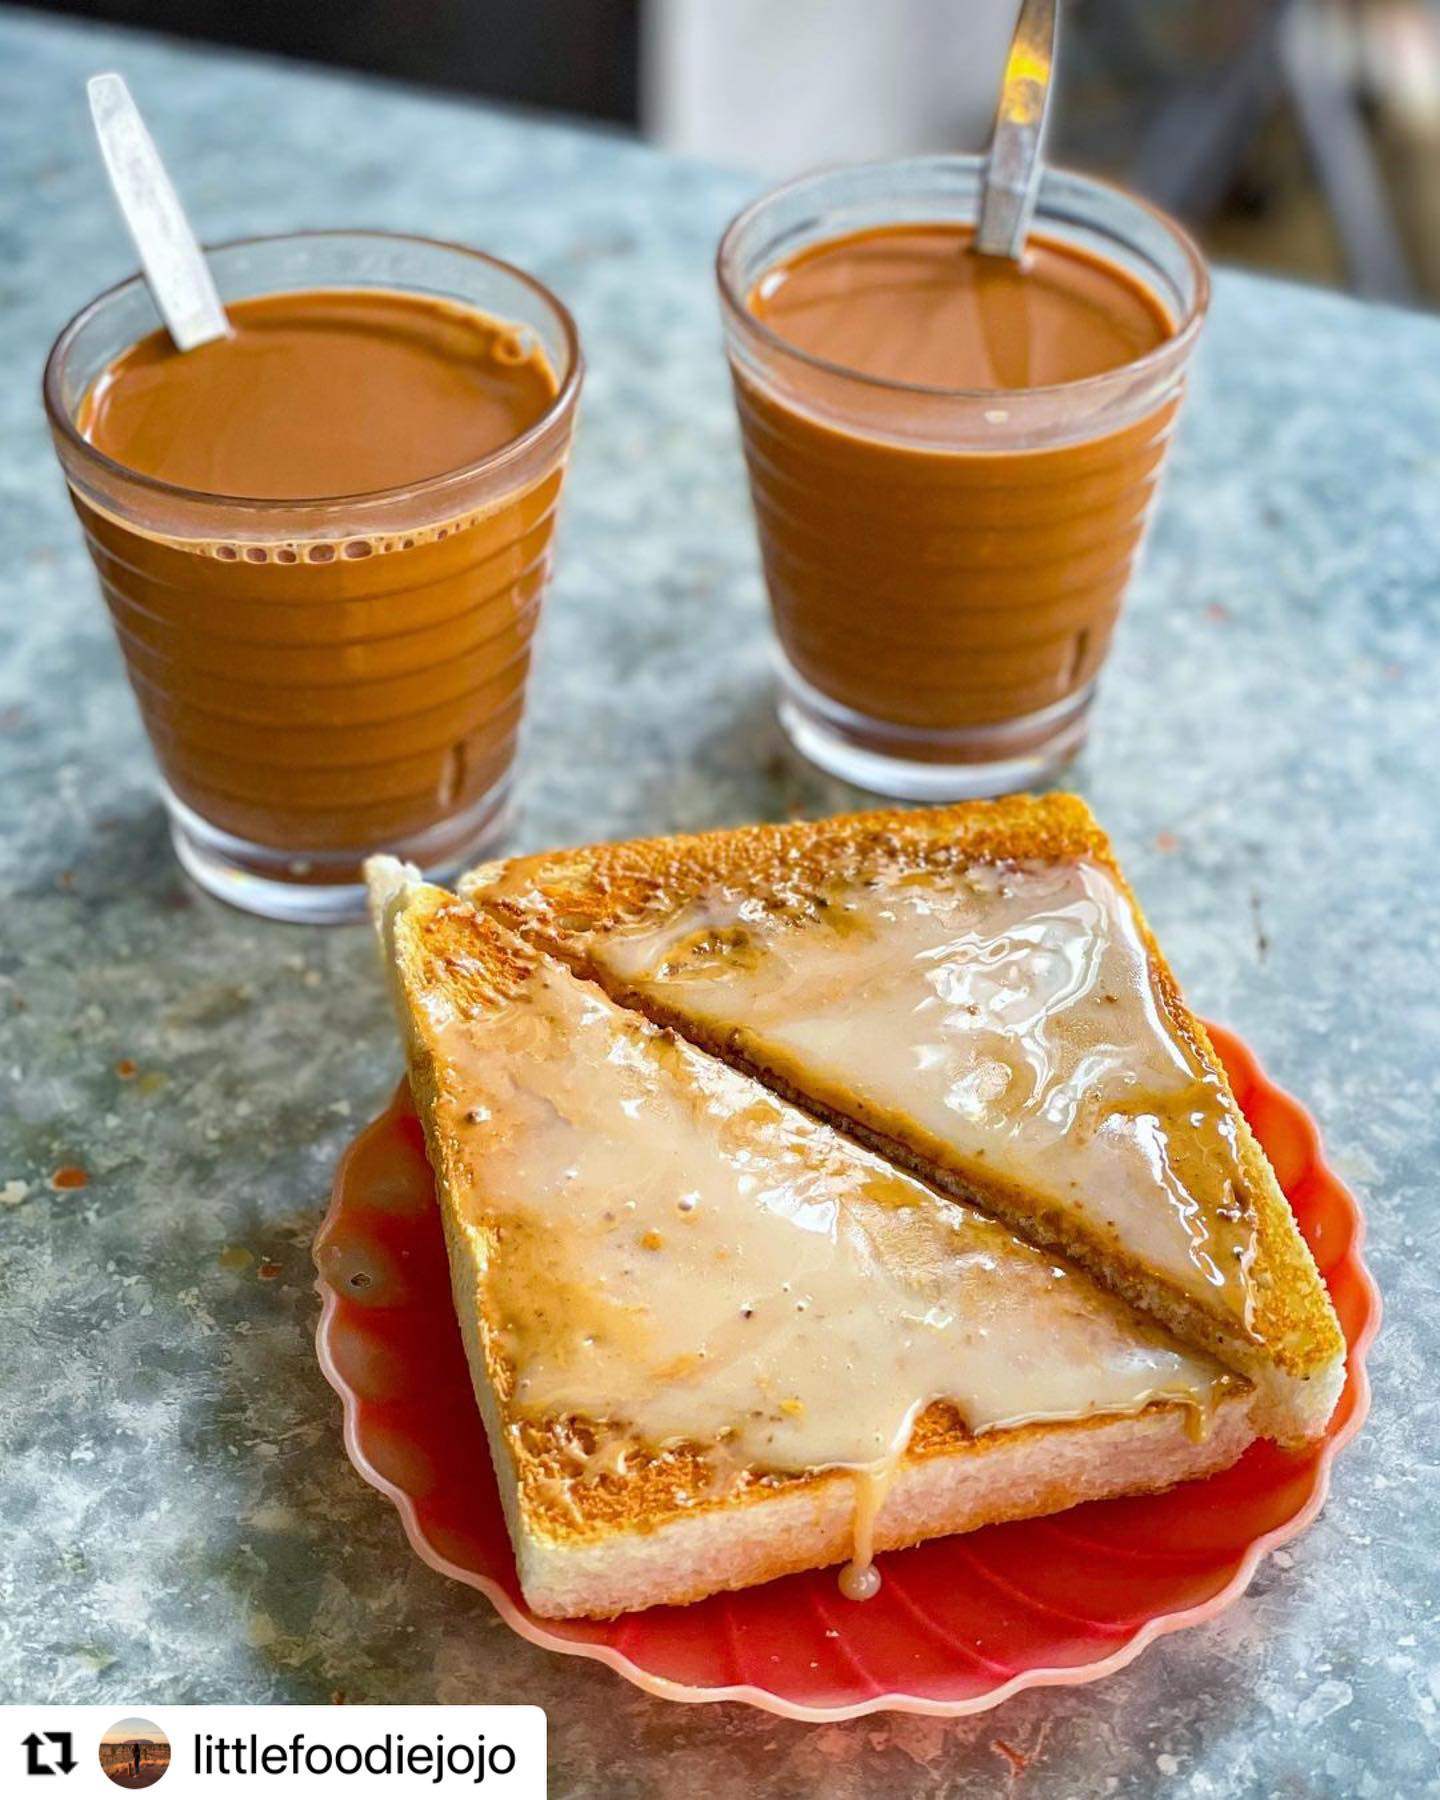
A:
[38,0,1440,300]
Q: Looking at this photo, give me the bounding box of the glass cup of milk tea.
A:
[717,155,1209,800]
[45,231,583,922]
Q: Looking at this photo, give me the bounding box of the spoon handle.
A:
[87,72,230,351]
[975,0,1060,261]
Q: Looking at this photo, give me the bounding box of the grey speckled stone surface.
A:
[1,10,1436,1796]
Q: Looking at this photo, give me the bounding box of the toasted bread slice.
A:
[463,795,1345,1446]
[369,857,1255,1619]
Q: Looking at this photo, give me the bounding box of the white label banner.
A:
[3,1706,546,1798]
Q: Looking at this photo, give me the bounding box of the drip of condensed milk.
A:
[433,932,1234,1600]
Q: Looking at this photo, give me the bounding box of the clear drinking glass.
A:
[717,156,1209,799]
[44,231,582,922]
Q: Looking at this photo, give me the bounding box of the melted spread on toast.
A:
[586,859,1260,1331]
[430,937,1234,1597]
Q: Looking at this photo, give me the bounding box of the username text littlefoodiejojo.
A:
[193,1729,519,1783]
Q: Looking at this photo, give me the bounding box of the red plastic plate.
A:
[315,1023,1378,1719]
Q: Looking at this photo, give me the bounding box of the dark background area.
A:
[37,0,643,123]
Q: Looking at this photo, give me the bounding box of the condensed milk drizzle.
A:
[594,857,1262,1334]
[435,930,1234,1601]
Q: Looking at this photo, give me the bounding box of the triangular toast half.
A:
[370,861,1254,1619]
[463,795,1345,1445]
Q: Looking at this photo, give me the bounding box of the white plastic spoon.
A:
[87,71,231,350]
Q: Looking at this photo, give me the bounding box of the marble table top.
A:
[1,9,1436,1796]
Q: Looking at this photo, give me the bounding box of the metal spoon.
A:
[975,0,1060,261]
[87,72,230,351]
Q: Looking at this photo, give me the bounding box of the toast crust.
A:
[464,795,1345,1445]
[513,1393,1256,1618]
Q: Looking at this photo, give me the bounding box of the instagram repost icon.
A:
[99,1718,170,1788]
